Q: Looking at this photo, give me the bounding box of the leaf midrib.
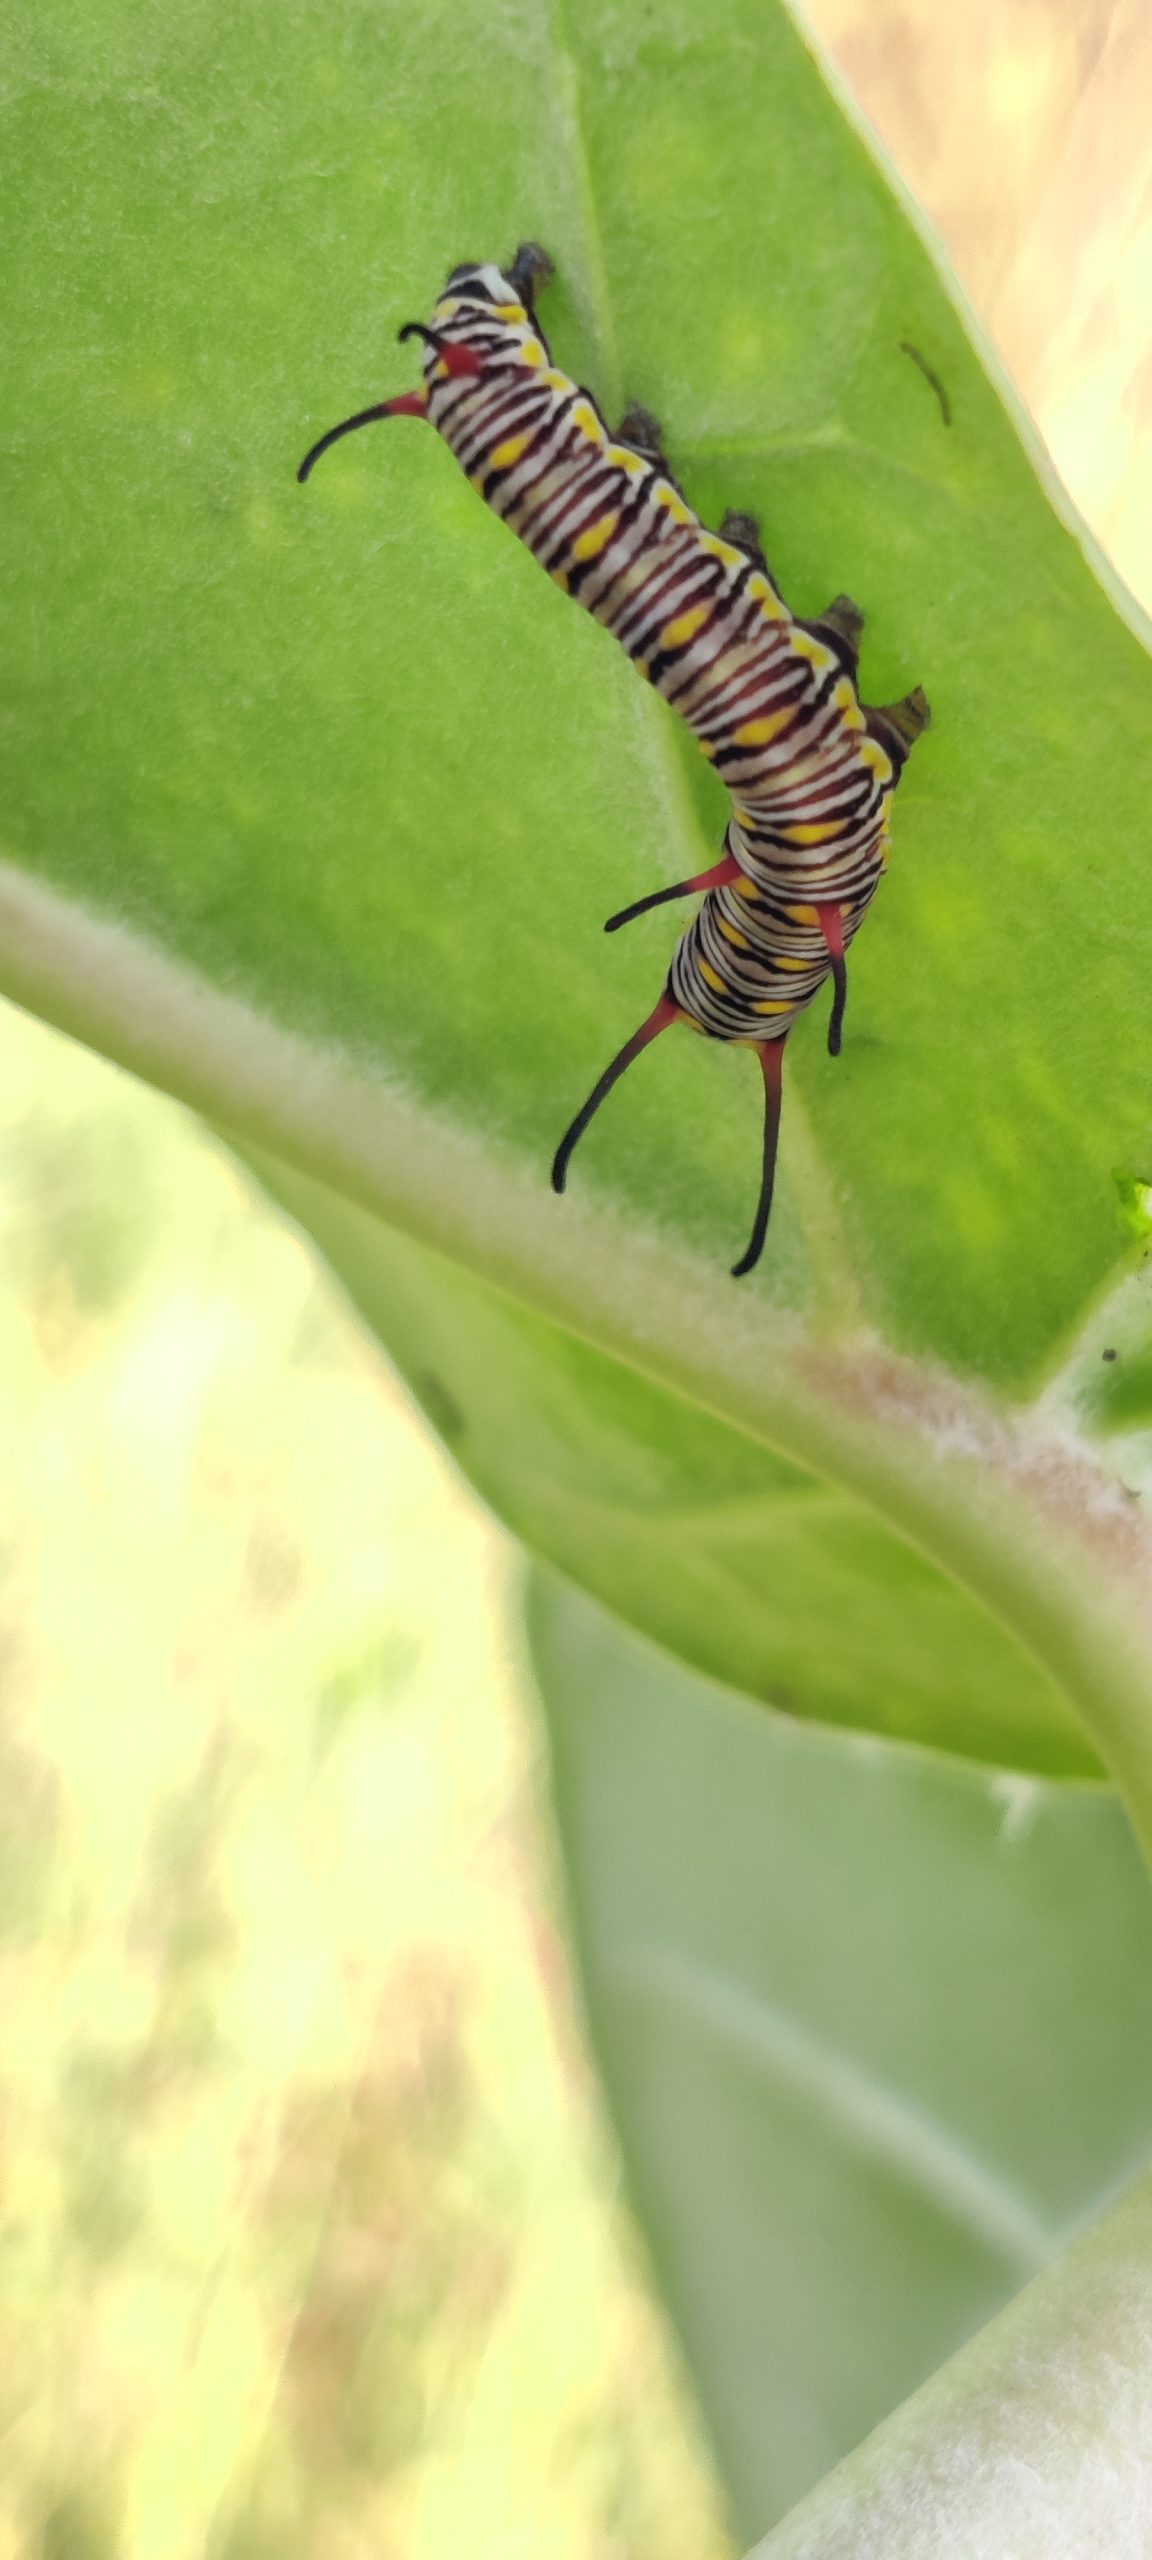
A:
[621,1944,1056,2272]
[6,844,1152,1833]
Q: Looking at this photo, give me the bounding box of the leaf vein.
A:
[621,1944,1057,2272]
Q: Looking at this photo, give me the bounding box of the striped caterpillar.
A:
[299,244,929,1275]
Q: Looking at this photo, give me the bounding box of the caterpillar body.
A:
[299,244,929,1275]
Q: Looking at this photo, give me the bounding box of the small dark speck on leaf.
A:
[900,341,951,426]
[1103,1347,1118,1361]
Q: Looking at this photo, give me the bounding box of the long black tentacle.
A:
[605,879,710,934]
[551,997,679,1193]
[606,854,742,934]
[297,402,408,484]
[827,953,848,1056]
[397,322,450,355]
[731,1040,786,1278]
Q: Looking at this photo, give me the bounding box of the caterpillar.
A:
[299,244,929,1275]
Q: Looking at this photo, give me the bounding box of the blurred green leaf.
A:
[529,1574,1152,2540]
[750,2167,1152,2557]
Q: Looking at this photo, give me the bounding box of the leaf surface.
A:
[529,1575,1152,2539]
[247,1147,1099,1775]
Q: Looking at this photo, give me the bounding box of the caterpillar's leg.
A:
[506,242,555,312]
[615,404,684,495]
[732,1037,787,1278]
[552,994,681,1194]
[719,509,774,581]
[864,686,931,771]
[605,849,742,934]
[798,593,865,675]
[616,405,667,464]
[816,903,848,1056]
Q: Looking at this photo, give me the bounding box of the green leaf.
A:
[8,0,1152,1384]
[528,1574,1152,2541]
[8,0,1152,1809]
[243,1143,1099,1777]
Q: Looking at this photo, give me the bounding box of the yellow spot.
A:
[550,566,570,593]
[833,678,865,730]
[518,340,545,370]
[571,399,604,443]
[735,875,760,900]
[753,998,794,1015]
[787,903,819,926]
[493,302,527,321]
[700,961,727,994]
[490,431,532,469]
[607,443,648,481]
[791,628,834,670]
[543,368,573,394]
[860,737,892,779]
[661,604,710,650]
[655,486,693,525]
[699,533,746,570]
[698,738,716,759]
[747,573,786,620]
[784,821,840,846]
[732,707,795,749]
[775,952,811,972]
[717,920,750,950]
[634,657,650,682]
[572,513,618,562]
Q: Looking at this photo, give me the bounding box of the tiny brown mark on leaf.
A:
[900,340,951,424]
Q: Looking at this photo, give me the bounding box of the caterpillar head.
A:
[296,246,554,483]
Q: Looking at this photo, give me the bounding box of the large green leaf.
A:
[7,0,1152,1816]
[529,1574,1152,2541]
[244,1146,1098,1776]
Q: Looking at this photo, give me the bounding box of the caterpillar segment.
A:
[298,244,930,1276]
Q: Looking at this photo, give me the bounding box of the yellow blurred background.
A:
[1,6,1149,2552]
[0,1003,730,2559]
